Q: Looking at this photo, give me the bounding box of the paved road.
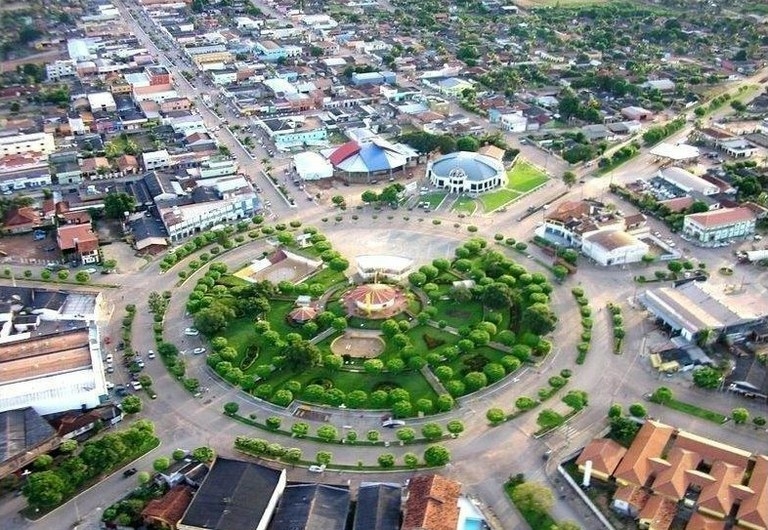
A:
[3,4,768,530]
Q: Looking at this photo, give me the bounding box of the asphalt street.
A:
[2,2,768,529]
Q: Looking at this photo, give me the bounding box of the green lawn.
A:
[432,295,484,328]
[662,398,728,424]
[420,191,448,209]
[507,160,548,193]
[303,266,346,290]
[478,189,521,212]
[451,196,478,215]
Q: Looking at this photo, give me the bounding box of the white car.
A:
[147,350,156,359]
[131,381,143,391]
[105,354,113,363]
[85,268,97,274]
[192,347,206,355]
[105,381,115,390]
[184,328,200,336]
[308,465,326,473]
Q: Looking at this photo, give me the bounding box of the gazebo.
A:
[288,306,317,324]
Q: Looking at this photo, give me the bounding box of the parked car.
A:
[85,268,97,274]
[192,347,206,355]
[122,468,137,478]
[381,418,406,428]
[105,381,115,390]
[115,386,128,397]
[308,465,325,473]
[147,350,156,359]
[131,381,143,391]
[184,328,200,336]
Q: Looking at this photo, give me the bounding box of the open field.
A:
[452,196,478,215]
[507,160,549,192]
[479,189,521,212]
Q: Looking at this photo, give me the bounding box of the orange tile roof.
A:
[737,455,768,530]
[576,439,627,478]
[697,461,747,517]
[686,207,755,228]
[613,484,650,512]
[673,431,751,468]
[686,512,727,530]
[639,494,677,530]
[4,206,40,227]
[57,223,98,251]
[142,485,193,528]
[402,474,461,530]
[652,447,701,500]
[614,421,675,487]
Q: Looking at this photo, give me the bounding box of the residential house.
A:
[142,485,194,530]
[57,223,100,264]
[260,116,328,149]
[402,474,461,530]
[353,483,401,530]
[682,207,756,246]
[2,207,43,234]
[576,439,627,482]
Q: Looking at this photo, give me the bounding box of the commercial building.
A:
[577,421,768,530]
[427,151,506,194]
[0,407,60,480]
[260,116,328,150]
[268,483,350,530]
[656,167,719,196]
[0,132,56,157]
[356,255,414,282]
[637,280,767,342]
[178,457,286,530]
[0,286,107,415]
[581,231,649,267]
[328,132,415,180]
[682,207,756,246]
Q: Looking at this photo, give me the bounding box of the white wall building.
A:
[0,132,55,157]
[657,167,719,196]
[161,193,259,242]
[582,231,649,266]
[356,255,414,282]
[427,151,506,194]
[682,207,756,246]
[0,288,107,415]
[46,59,77,81]
[142,149,171,171]
[87,92,117,112]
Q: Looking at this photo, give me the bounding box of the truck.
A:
[202,94,212,106]
[737,249,768,263]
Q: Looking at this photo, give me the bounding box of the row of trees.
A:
[23,421,158,510]
[234,436,451,467]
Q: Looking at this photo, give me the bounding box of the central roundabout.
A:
[187,227,559,419]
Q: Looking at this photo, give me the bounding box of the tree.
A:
[481,282,513,310]
[562,390,588,411]
[608,403,623,419]
[316,451,332,465]
[317,425,338,442]
[511,481,555,514]
[562,171,577,188]
[732,408,749,424]
[456,136,480,152]
[486,408,506,424]
[361,190,379,203]
[121,395,142,414]
[23,471,67,509]
[32,454,53,471]
[693,366,722,389]
[423,445,451,466]
[103,192,136,219]
[397,428,416,442]
[536,409,564,430]
[650,386,673,404]
[378,453,395,468]
[421,423,443,441]
[522,303,557,335]
[291,422,309,438]
[194,307,229,335]
[224,402,239,415]
[629,403,647,418]
[403,452,419,468]
[282,335,321,369]
[446,420,465,436]
[75,271,89,283]
[153,457,171,472]
[609,416,640,446]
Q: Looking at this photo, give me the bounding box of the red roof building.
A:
[402,474,461,530]
[56,223,100,265]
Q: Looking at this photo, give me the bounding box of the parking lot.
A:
[0,231,62,265]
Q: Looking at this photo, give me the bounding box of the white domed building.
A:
[427,151,506,194]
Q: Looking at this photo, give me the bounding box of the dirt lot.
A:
[0,232,63,265]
